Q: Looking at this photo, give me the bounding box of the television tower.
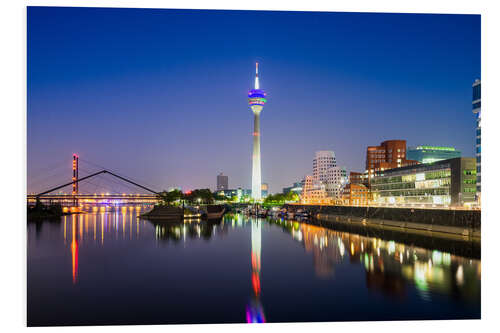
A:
[248,62,267,201]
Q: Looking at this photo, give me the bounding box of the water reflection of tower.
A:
[71,215,79,284]
[246,219,266,323]
[251,219,261,295]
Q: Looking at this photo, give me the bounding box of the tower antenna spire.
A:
[255,62,260,89]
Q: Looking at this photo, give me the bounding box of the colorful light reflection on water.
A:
[27,211,480,326]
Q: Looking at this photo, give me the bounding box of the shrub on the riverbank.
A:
[28,201,63,218]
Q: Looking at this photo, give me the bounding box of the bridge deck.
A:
[27,194,160,205]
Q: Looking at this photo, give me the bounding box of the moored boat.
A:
[139,206,183,221]
[205,205,226,220]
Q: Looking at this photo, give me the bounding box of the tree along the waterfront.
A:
[28,200,64,219]
[184,189,214,205]
[213,192,227,202]
[263,192,299,206]
[158,188,216,206]
[158,189,183,205]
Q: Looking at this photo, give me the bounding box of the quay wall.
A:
[284,204,481,240]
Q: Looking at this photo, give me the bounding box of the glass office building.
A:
[371,157,476,206]
[216,188,252,200]
[407,146,461,164]
[283,181,303,195]
[472,79,481,197]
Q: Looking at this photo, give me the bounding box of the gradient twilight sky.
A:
[27,7,480,194]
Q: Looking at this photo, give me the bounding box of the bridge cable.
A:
[79,167,149,194]
[35,170,108,197]
[28,158,71,180]
[91,173,142,194]
[77,172,127,195]
[77,178,124,196]
[79,168,102,195]
[35,169,160,197]
[27,164,71,191]
[79,158,159,191]
[28,173,70,194]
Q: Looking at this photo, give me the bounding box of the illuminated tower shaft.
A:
[252,112,261,201]
[248,63,267,201]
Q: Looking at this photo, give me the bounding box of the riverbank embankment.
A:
[285,204,480,240]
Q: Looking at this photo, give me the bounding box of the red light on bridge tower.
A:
[72,154,79,205]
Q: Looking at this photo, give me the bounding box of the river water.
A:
[27,208,480,326]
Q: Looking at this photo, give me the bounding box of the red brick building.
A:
[366,140,419,176]
[342,183,369,206]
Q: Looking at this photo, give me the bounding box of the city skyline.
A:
[27,7,480,194]
[23,6,483,327]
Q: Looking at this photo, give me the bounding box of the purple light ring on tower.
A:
[248,89,267,98]
[248,90,267,106]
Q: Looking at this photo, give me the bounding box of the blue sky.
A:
[27,7,480,194]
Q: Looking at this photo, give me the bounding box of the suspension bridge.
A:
[27,154,162,207]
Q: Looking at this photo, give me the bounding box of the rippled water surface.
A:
[27,209,480,326]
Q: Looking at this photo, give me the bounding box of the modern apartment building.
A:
[324,166,347,198]
[312,151,346,198]
[313,151,336,182]
[301,175,329,204]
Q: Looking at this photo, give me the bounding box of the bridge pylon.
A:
[72,154,79,206]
